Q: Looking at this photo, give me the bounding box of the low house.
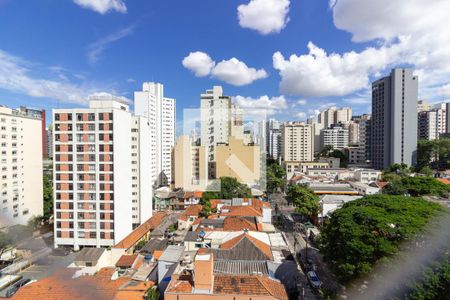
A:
[349,182,381,195]
[309,183,359,195]
[177,205,202,230]
[354,169,382,183]
[113,212,168,254]
[157,245,185,284]
[165,252,288,300]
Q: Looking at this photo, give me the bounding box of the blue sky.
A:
[1,0,449,126]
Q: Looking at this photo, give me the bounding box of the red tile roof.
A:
[221,205,262,217]
[223,216,258,231]
[113,212,167,249]
[179,205,203,221]
[437,178,450,185]
[115,254,138,268]
[12,268,153,300]
[184,191,204,198]
[166,274,288,300]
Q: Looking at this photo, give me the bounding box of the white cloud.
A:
[88,92,131,104]
[212,58,267,86]
[0,49,124,104]
[73,0,126,14]
[182,51,267,86]
[126,78,135,83]
[182,51,215,77]
[344,97,371,105]
[88,25,134,63]
[297,99,307,105]
[233,95,287,116]
[273,0,450,101]
[237,0,290,35]
[295,112,306,119]
[273,40,404,97]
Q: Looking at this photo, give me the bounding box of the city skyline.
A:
[1,0,450,127]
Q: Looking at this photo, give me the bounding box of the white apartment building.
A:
[134,82,176,187]
[281,122,313,162]
[418,108,446,140]
[320,126,349,150]
[335,107,352,124]
[318,106,352,128]
[200,86,232,178]
[46,125,53,159]
[53,99,152,250]
[354,169,382,183]
[0,106,43,227]
[266,119,282,159]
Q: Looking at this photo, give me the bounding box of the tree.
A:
[145,287,160,300]
[418,166,433,177]
[319,195,442,282]
[267,161,286,192]
[417,138,450,171]
[329,149,348,168]
[383,176,450,197]
[286,184,320,216]
[43,174,53,219]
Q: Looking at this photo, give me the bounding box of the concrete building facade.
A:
[53,99,152,250]
[281,122,313,163]
[371,68,418,170]
[0,106,44,227]
[266,119,282,160]
[320,126,349,150]
[134,82,176,187]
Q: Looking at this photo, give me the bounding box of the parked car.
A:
[307,271,322,289]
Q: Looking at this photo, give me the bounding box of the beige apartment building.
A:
[172,135,208,191]
[0,106,43,227]
[216,136,260,186]
[281,122,313,162]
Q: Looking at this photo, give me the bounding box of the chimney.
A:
[193,253,214,293]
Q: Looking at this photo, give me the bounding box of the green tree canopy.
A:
[417,138,450,171]
[286,184,320,216]
[43,174,53,219]
[383,176,450,197]
[266,161,286,192]
[319,195,442,282]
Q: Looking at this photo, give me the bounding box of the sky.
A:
[1,0,450,127]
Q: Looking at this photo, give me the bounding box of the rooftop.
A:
[75,247,105,264]
[113,212,167,249]
[159,245,185,263]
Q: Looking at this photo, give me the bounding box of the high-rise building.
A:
[134,82,176,187]
[320,125,349,150]
[16,107,47,159]
[46,125,53,159]
[172,135,208,191]
[371,68,418,170]
[53,98,152,250]
[0,106,44,227]
[281,122,313,162]
[335,107,352,124]
[417,107,446,140]
[417,100,431,112]
[266,119,282,160]
[358,115,372,164]
[200,86,232,178]
[347,121,359,145]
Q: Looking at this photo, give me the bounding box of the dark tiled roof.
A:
[210,234,272,261]
[139,238,169,254]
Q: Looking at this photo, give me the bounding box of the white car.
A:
[307,271,322,289]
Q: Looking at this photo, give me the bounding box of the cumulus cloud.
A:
[88,25,135,63]
[212,58,267,86]
[297,99,307,105]
[182,51,267,86]
[0,49,124,104]
[273,41,404,97]
[233,95,287,116]
[238,0,290,35]
[295,112,306,119]
[182,51,215,77]
[73,0,126,14]
[273,0,450,100]
[88,92,131,104]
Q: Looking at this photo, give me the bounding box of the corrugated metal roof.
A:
[214,260,269,275]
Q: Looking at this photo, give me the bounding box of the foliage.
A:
[145,287,160,300]
[319,195,442,282]
[27,215,45,230]
[167,223,177,233]
[266,160,286,192]
[417,138,450,171]
[286,184,320,216]
[134,239,147,252]
[0,232,13,250]
[383,176,450,197]
[43,174,53,219]
[317,146,347,167]
[403,258,450,300]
